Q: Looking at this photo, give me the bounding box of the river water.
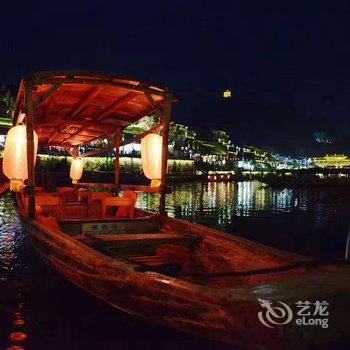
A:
[0,181,349,349]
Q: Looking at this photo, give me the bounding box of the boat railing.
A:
[76,182,172,194]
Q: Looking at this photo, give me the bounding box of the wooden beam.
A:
[70,86,101,118]
[144,92,164,120]
[24,80,36,219]
[45,119,128,145]
[96,92,138,121]
[75,182,172,194]
[120,184,172,194]
[37,77,167,97]
[120,123,163,147]
[46,87,101,143]
[114,128,121,187]
[79,123,164,157]
[39,116,128,129]
[159,93,172,218]
[34,84,60,111]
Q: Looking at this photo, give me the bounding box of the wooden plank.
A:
[82,222,133,235]
[77,182,118,189]
[46,87,103,144]
[39,116,126,129]
[61,217,159,235]
[86,232,190,242]
[71,86,101,118]
[29,70,167,91]
[182,260,322,279]
[34,84,60,111]
[25,80,36,219]
[114,128,121,186]
[75,182,171,194]
[96,92,138,121]
[144,92,164,120]
[36,77,167,97]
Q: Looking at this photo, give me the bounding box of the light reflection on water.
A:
[138,181,302,219]
[0,195,26,274]
[137,181,350,259]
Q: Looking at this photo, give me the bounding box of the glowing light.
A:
[3,125,38,192]
[223,89,232,98]
[312,154,350,169]
[70,158,84,184]
[141,133,163,187]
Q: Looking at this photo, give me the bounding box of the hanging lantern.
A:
[3,125,38,192]
[141,133,163,187]
[70,158,84,184]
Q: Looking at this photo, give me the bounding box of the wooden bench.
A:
[129,255,183,276]
[84,232,201,257]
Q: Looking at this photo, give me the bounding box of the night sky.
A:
[1,1,350,156]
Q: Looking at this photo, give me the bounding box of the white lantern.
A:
[3,125,38,192]
[70,158,84,184]
[141,133,163,187]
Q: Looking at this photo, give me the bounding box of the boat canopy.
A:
[8,71,173,218]
[13,71,169,147]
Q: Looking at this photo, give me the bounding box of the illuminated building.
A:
[313,131,332,144]
[311,154,350,168]
[211,130,231,147]
[0,85,15,136]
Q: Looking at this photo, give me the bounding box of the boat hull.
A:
[20,215,350,349]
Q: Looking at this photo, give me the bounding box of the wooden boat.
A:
[3,71,350,349]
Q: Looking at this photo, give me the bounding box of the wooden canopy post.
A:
[159,93,172,218]
[72,146,78,158]
[114,127,122,188]
[25,80,36,219]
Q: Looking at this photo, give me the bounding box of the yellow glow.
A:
[3,125,38,192]
[70,158,84,184]
[141,133,163,186]
[312,154,350,168]
[223,89,232,98]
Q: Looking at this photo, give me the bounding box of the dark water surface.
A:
[1,181,350,349]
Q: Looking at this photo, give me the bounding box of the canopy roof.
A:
[13,71,169,147]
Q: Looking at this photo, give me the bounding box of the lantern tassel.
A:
[150,179,161,188]
[10,179,25,193]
